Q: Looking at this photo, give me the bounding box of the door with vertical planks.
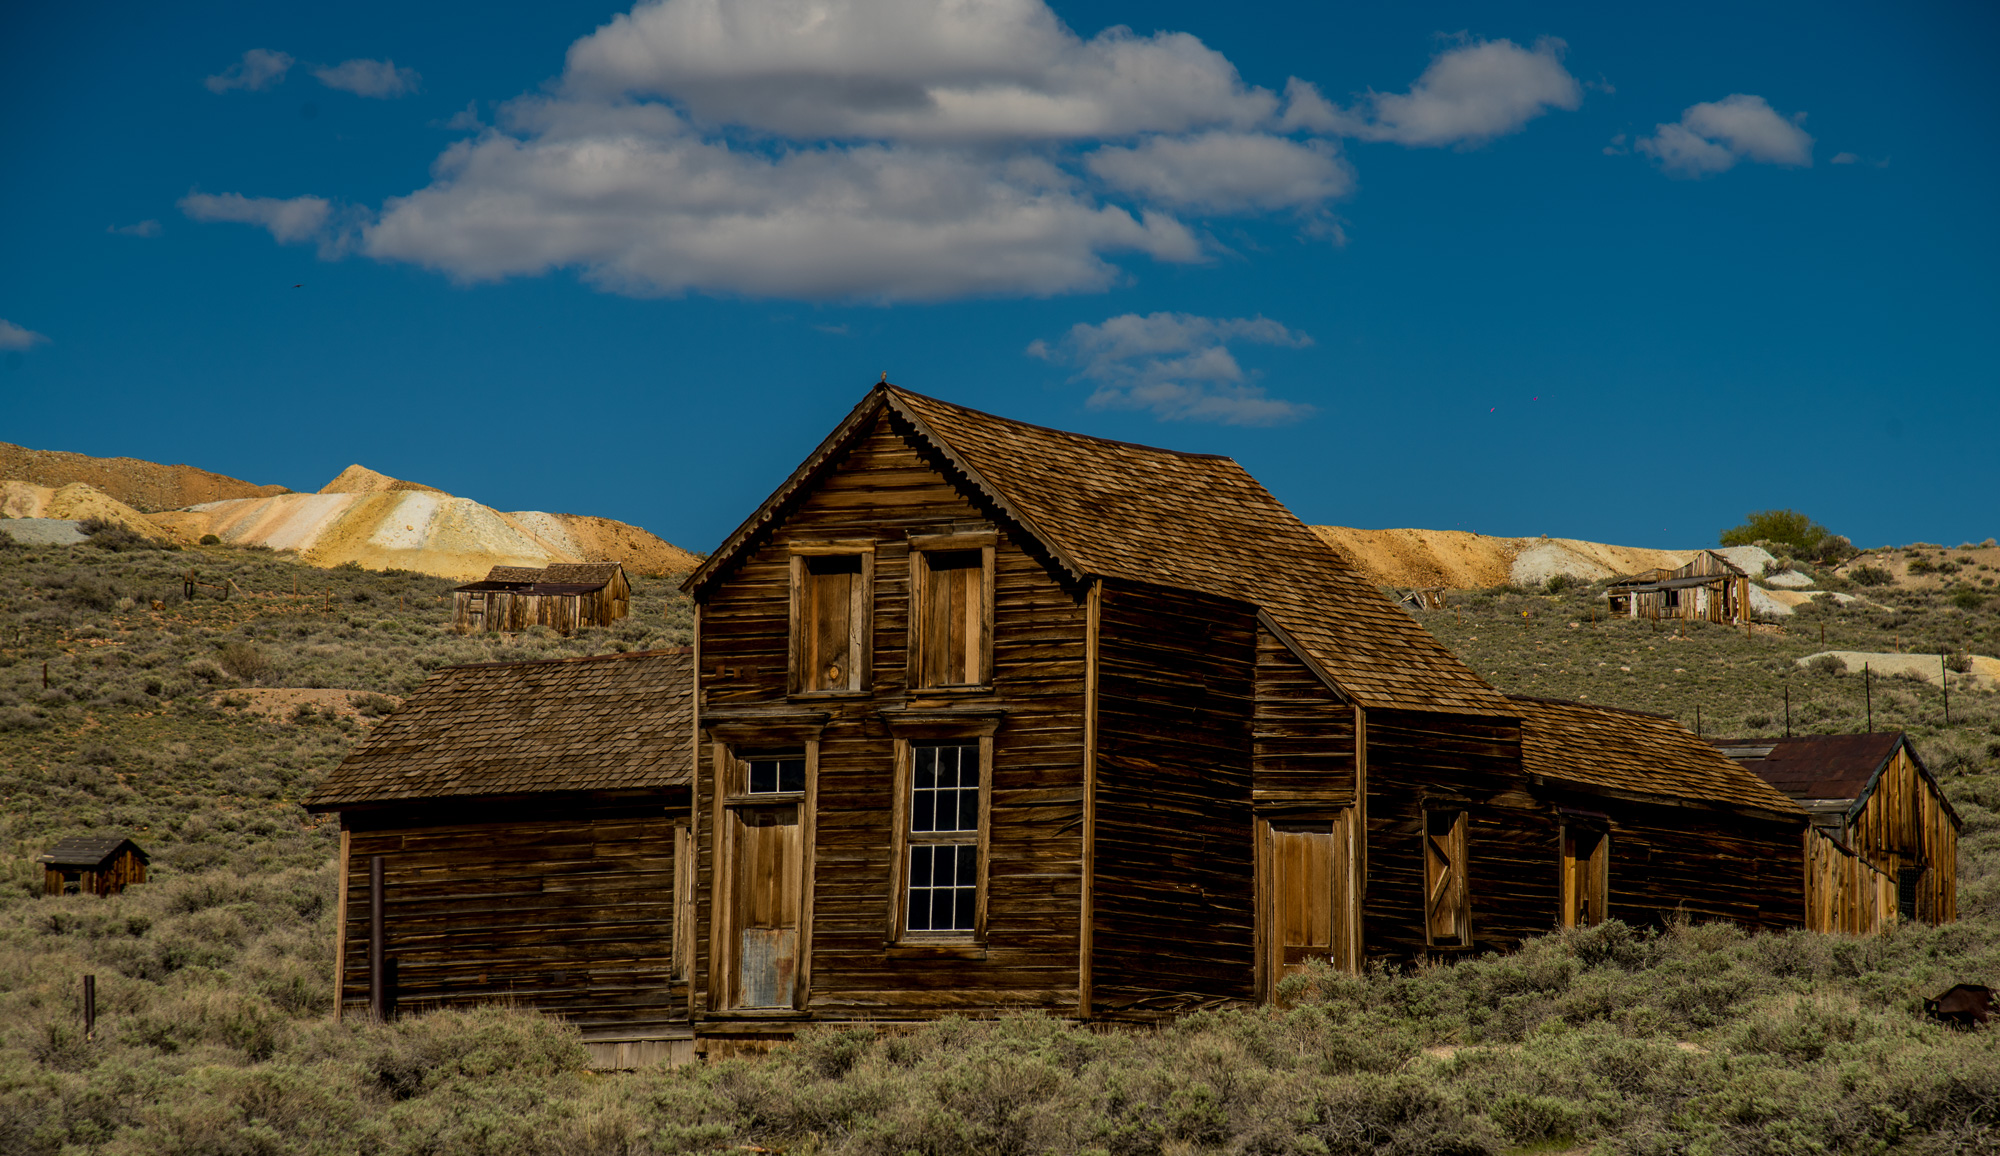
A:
[728,803,802,1008]
[1260,812,1357,1001]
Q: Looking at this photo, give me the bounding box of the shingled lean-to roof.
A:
[304,648,692,809]
[687,384,1507,715]
[1510,695,1802,815]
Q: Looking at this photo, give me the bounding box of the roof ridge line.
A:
[883,384,1236,462]
[440,646,691,673]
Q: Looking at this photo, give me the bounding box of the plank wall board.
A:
[1090,580,1257,1018]
[1844,745,1958,924]
[337,795,687,1031]
[692,411,1090,1026]
[1252,624,1357,803]
[1360,708,1531,961]
[1605,815,1804,932]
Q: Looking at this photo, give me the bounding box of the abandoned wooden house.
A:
[304,648,696,1066]
[41,836,149,897]
[1713,733,1959,932]
[1605,551,1752,623]
[451,562,630,635]
[306,383,1812,1058]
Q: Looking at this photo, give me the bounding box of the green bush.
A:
[1850,563,1894,587]
[1721,510,1834,556]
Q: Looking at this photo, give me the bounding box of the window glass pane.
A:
[746,757,804,795]
[911,744,978,833]
[907,842,977,933]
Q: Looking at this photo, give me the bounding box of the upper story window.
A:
[908,533,995,689]
[746,755,806,795]
[790,546,872,694]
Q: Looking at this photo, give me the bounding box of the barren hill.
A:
[1310,526,1696,590]
[0,480,171,540]
[152,467,700,581]
[0,441,289,512]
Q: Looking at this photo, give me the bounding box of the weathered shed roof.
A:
[41,836,148,868]
[304,648,693,809]
[540,562,624,585]
[1510,695,1802,815]
[483,565,545,584]
[1709,733,1957,825]
[687,384,1508,715]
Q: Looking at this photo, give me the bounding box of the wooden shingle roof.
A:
[687,384,1508,715]
[540,562,623,586]
[1510,695,1803,815]
[483,566,544,583]
[41,836,147,868]
[304,649,692,809]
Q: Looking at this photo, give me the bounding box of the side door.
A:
[1258,810,1358,1001]
[726,802,803,1008]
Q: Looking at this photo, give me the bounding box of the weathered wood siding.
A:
[1252,625,1356,805]
[1807,828,1896,934]
[1595,807,1805,933]
[337,795,688,1040]
[1361,708,1546,960]
[1092,580,1258,1018]
[42,849,148,897]
[452,578,628,636]
[1846,745,1958,923]
[694,410,1089,1028]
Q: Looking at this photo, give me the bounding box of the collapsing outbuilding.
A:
[1606,551,1751,624]
[451,562,630,635]
[41,836,149,897]
[1713,733,1959,933]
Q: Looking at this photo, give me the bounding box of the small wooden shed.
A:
[1714,733,1959,931]
[41,836,149,897]
[452,562,630,636]
[1606,551,1751,624]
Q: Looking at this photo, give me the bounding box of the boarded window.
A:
[1424,810,1470,948]
[901,742,984,936]
[914,549,990,688]
[1562,827,1609,928]
[792,553,869,693]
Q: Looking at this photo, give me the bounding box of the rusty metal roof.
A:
[687,384,1509,716]
[1707,734,1955,829]
[41,836,148,868]
[305,648,693,809]
[1511,695,1803,815]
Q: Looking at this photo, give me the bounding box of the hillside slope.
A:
[0,440,290,511]
[1310,525,1695,589]
[0,480,172,540]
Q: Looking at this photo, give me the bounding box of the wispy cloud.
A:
[178,191,365,257]
[1284,37,1582,147]
[0,320,51,352]
[205,49,293,94]
[1028,311,1315,425]
[1636,94,1813,177]
[107,220,162,237]
[314,58,422,98]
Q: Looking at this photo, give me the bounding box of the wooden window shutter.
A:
[792,553,867,692]
[915,549,989,688]
[1424,810,1469,947]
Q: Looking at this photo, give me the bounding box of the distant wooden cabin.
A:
[452,562,630,635]
[1714,733,1959,932]
[1606,551,1751,623]
[304,649,695,1068]
[308,383,1810,1060]
[41,836,149,897]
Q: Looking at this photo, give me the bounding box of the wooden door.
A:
[1561,827,1608,928]
[1260,812,1357,1001]
[728,803,802,1008]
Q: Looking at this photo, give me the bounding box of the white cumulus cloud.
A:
[562,0,1276,142]
[0,320,51,351]
[1637,94,1813,177]
[1292,37,1581,147]
[1028,311,1315,425]
[1085,132,1352,212]
[204,48,294,94]
[178,192,363,257]
[314,58,422,98]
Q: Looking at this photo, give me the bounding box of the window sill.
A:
[702,1008,813,1020]
[887,941,988,960]
[906,684,995,697]
[787,689,873,701]
[726,791,805,805]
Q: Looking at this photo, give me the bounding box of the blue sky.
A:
[4,1,1995,554]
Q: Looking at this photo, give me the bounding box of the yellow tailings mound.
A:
[0,441,289,512]
[1309,526,1693,590]
[319,464,445,495]
[151,467,699,581]
[1,481,173,540]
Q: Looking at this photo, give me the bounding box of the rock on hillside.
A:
[151,467,700,581]
[0,440,289,512]
[1309,525,1692,590]
[1,480,173,540]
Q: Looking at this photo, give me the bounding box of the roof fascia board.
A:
[881,390,1091,586]
[1530,774,1806,824]
[1254,608,1353,705]
[681,389,892,597]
